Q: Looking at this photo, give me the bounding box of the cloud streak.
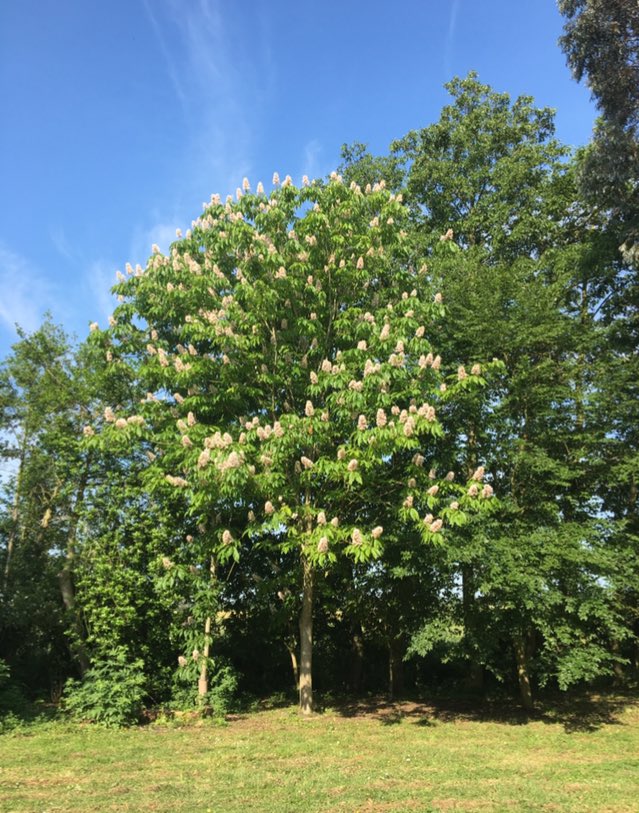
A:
[141,0,189,110]
[0,243,60,338]
[84,259,119,325]
[141,0,270,202]
[133,0,275,270]
[445,0,461,79]
[301,139,324,184]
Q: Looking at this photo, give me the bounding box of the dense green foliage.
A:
[62,647,146,727]
[559,0,639,262]
[1,73,637,723]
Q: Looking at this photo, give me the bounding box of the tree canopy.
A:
[1,73,638,725]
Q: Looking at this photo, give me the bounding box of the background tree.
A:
[559,0,639,663]
[0,320,90,694]
[340,75,634,705]
[559,0,639,262]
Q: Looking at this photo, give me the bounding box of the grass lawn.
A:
[1,694,638,812]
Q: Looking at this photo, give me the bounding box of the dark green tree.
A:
[0,320,91,692]
[341,75,633,706]
[559,0,639,261]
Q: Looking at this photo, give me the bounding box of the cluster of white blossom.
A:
[418,353,442,371]
[204,431,233,449]
[218,450,244,472]
[165,475,189,488]
[357,357,378,382]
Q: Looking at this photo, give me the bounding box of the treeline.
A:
[0,75,637,724]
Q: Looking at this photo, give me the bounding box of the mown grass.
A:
[1,694,638,812]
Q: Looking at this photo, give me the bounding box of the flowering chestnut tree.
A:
[87,173,496,713]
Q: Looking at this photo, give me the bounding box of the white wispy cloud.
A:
[0,243,60,337]
[49,226,79,264]
[85,259,119,326]
[83,1,278,323]
[131,0,275,277]
[130,221,180,269]
[141,0,270,204]
[445,0,461,79]
[141,0,189,110]
[300,139,324,184]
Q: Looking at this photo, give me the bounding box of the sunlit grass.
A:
[1,695,638,812]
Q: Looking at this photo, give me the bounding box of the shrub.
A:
[171,661,238,718]
[0,660,32,732]
[63,648,146,727]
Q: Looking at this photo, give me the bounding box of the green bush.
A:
[206,665,238,716]
[171,661,238,718]
[63,648,146,727]
[0,660,30,732]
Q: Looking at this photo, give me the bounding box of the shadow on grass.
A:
[0,702,59,734]
[329,691,636,734]
[221,689,299,724]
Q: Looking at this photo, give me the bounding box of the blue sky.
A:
[0,0,595,357]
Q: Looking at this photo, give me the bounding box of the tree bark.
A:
[513,632,534,710]
[461,564,484,690]
[198,557,217,700]
[287,643,299,690]
[298,556,314,714]
[349,623,365,693]
[2,444,26,596]
[388,639,404,699]
[58,564,90,676]
[58,457,92,676]
[611,639,625,686]
[198,614,212,698]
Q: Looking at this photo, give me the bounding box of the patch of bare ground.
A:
[326,800,425,813]
[429,800,505,811]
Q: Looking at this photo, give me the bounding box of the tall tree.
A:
[390,72,569,261]
[559,0,639,262]
[91,173,496,713]
[560,1,639,663]
[0,320,91,689]
[341,75,633,704]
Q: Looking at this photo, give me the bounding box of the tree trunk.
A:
[2,445,26,596]
[611,638,625,686]
[198,557,217,700]
[513,633,534,711]
[298,556,314,714]
[3,488,20,596]
[461,563,483,690]
[287,643,299,690]
[349,623,365,693]
[388,640,404,699]
[58,457,91,676]
[58,564,90,676]
[198,614,212,698]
